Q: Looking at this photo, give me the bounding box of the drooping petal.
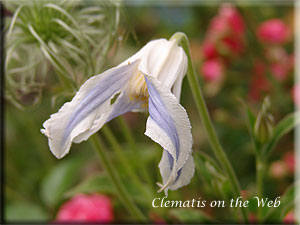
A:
[41,60,139,158]
[105,91,145,123]
[144,75,193,194]
[158,151,195,192]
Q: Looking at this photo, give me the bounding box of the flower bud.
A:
[254,97,274,144]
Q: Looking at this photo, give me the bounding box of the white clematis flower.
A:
[41,38,194,194]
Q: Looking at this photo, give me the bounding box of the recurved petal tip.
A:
[144,75,193,194]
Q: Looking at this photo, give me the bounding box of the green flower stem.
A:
[117,116,153,186]
[90,134,147,222]
[101,125,153,200]
[170,32,248,223]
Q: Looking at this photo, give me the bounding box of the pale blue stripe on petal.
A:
[165,150,182,181]
[106,92,142,123]
[145,77,180,165]
[63,63,137,143]
[167,151,174,170]
[175,168,182,182]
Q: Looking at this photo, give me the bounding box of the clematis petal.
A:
[158,151,195,193]
[41,60,139,158]
[106,91,145,123]
[171,56,188,101]
[144,75,193,194]
[137,39,188,92]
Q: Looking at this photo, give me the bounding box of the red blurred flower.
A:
[56,194,114,223]
[202,41,218,59]
[292,84,300,107]
[257,19,290,44]
[248,213,257,223]
[201,59,224,82]
[221,36,244,55]
[283,211,295,224]
[283,152,295,173]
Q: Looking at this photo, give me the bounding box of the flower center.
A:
[128,70,149,104]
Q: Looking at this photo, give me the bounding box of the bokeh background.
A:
[4,0,296,223]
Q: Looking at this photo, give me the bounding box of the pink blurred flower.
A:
[269,160,288,179]
[283,211,295,224]
[203,4,245,61]
[209,16,229,38]
[208,3,245,38]
[283,152,295,173]
[257,19,290,44]
[292,84,300,107]
[56,194,114,223]
[219,3,245,36]
[201,59,224,82]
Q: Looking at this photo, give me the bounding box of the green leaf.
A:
[263,112,300,157]
[245,105,256,131]
[64,173,115,198]
[169,208,214,223]
[195,152,231,199]
[195,152,225,184]
[40,158,84,208]
[6,202,48,222]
